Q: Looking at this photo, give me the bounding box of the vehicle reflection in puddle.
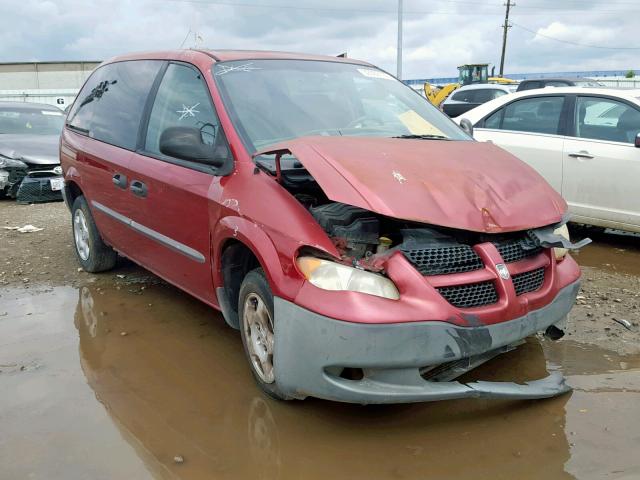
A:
[72,284,640,480]
[1,284,638,480]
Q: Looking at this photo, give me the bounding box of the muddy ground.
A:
[1,198,640,480]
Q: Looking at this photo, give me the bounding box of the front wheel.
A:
[239,268,289,400]
[71,195,117,273]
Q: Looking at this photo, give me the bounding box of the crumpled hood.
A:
[256,136,566,233]
[0,134,60,165]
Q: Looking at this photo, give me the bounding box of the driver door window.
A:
[500,96,564,134]
[145,63,228,164]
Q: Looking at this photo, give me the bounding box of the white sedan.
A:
[456,87,640,233]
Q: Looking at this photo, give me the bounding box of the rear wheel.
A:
[71,195,117,273]
[239,268,288,400]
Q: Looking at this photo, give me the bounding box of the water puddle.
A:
[1,284,639,479]
[572,228,640,276]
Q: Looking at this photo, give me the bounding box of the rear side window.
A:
[518,81,541,91]
[67,60,162,150]
[575,96,640,143]
[483,96,564,134]
[451,90,474,102]
[452,89,506,103]
[544,81,570,87]
[475,89,507,103]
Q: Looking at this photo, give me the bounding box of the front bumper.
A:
[274,279,579,404]
[16,172,63,203]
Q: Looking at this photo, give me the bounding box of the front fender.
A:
[212,216,305,301]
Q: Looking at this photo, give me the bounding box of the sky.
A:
[0,0,638,79]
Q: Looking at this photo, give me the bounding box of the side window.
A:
[492,90,508,100]
[500,96,564,134]
[483,107,504,129]
[67,60,162,150]
[474,89,504,103]
[575,97,640,143]
[145,63,230,166]
[520,81,541,91]
[545,81,569,87]
[451,90,474,102]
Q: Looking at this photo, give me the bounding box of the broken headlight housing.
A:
[553,224,570,260]
[296,256,400,300]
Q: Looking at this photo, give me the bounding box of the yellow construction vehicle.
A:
[425,64,516,107]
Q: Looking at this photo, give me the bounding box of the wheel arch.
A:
[213,216,297,329]
[63,179,84,211]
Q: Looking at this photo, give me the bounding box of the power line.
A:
[513,22,640,50]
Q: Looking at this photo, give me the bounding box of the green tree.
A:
[625,69,635,78]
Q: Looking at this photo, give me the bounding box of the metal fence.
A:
[594,78,640,89]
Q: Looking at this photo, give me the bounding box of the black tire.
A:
[71,195,117,273]
[238,268,289,400]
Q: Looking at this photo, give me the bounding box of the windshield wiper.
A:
[391,134,450,140]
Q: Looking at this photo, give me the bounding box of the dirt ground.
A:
[1,199,640,480]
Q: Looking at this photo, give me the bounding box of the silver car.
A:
[0,101,65,203]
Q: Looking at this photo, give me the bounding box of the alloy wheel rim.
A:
[73,209,90,261]
[243,293,275,384]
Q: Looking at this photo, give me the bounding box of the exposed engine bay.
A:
[255,152,590,274]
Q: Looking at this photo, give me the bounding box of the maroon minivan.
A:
[61,50,587,404]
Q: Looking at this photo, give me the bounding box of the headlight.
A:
[296,256,400,300]
[553,224,570,260]
[0,156,28,169]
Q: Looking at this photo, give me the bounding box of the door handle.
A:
[112,173,127,189]
[567,151,594,159]
[130,180,148,198]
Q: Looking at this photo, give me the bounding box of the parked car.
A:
[0,101,65,202]
[455,87,640,233]
[516,77,603,92]
[60,50,585,404]
[442,84,516,117]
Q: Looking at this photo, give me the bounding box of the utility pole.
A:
[499,0,514,77]
[397,0,403,79]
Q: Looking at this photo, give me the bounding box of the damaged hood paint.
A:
[256,136,566,233]
[0,134,60,166]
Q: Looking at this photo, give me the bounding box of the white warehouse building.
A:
[0,61,100,109]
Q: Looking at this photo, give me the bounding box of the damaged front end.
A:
[0,156,28,197]
[15,166,64,204]
[0,134,64,203]
[253,137,587,403]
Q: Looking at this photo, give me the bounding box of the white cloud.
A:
[0,0,638,79]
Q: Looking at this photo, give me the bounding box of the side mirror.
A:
[459,118,474,137]
[159,126,226,167]
[635,132,640,148]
